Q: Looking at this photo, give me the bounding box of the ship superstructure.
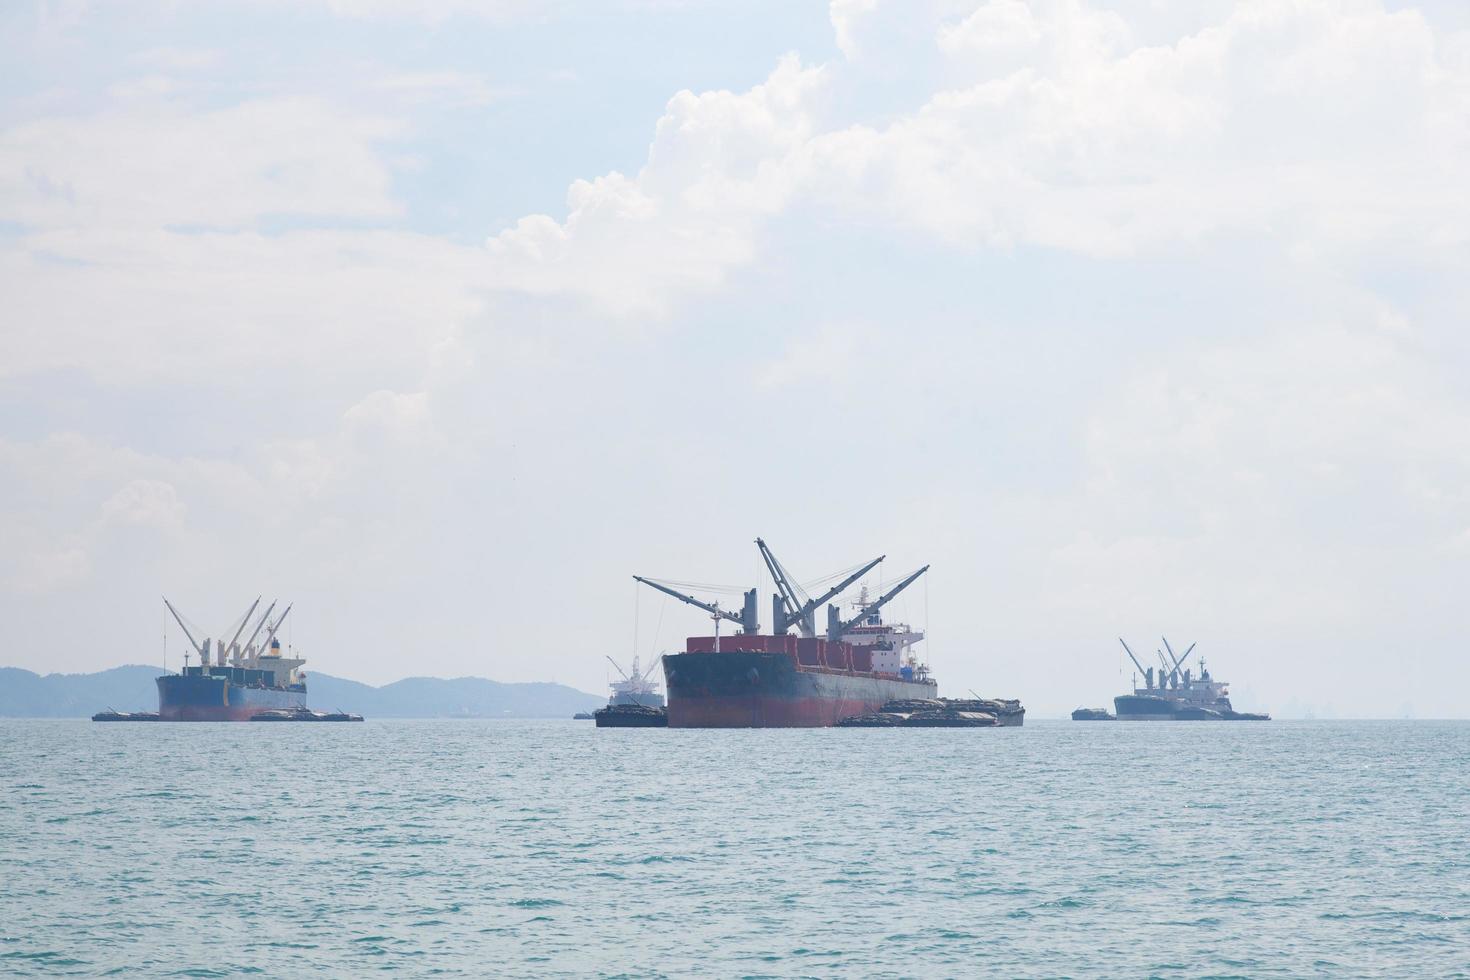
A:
[839,586,926,678]
[1113,637,1268,721]
[156,596,309,721]
[635,538,938,727]
[605,655,665,708]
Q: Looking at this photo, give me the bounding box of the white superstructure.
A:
[839,587,928,678]
[607,655,665,708]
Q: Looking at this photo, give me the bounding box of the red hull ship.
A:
[637,539,936,728]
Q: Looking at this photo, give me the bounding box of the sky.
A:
[3,0,1469,718]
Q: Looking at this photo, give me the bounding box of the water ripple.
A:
[1,719,1467,975]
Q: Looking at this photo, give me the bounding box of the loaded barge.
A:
[634,538,1000,728]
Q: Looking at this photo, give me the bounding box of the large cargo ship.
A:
[636,539,940,728]
[155,596,310,721]
[1112,637,1269,721]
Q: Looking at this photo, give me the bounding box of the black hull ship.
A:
[631,538,1021,728]
[1108,637,1269,721]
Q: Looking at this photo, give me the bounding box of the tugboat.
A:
[593,655,668,728]
[1112,638,1269,721]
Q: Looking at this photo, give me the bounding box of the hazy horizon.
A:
[5,0,1470,720]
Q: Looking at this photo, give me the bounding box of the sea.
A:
[1,719,1467,977]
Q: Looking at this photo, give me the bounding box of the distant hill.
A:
[0,666,603,718]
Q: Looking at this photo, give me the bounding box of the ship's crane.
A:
[163,597,207,665]
[241,600,278,656]
[605,654,660,685]
[260,603,292,653]
[755,537,807,635]
[1119,638,1152,689]
[605,655,660,707]
[1162,637,1197,674]
[1153,648,1178,687]
[827,565,929,642]
[795,555,884,637]
[755,539,884,637]
[632,576,760,635]
[222,596,261,665]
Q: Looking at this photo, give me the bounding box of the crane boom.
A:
[241,600,277,654]
[223,596,261,660]
[1118,638,1149,679]
[633,577,757,633]
[796,555,884,636]
[262,604,292,650]
[163,597,205,657]
[605,655,630,681]
[1163,637,1197,672]
[755,538,806,634]
[836,565,929,635]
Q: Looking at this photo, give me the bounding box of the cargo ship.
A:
[604,655,665,708]
[154,596,311,721]
[594,655,668,727]
[635,539,941,728]
[1113,637,1269,721]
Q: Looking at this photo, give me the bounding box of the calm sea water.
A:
[1,719,1467,977]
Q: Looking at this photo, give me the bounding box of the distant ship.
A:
[594,655,667,727]
[605,655,665,708]
[154,596,310,721]
[1112,637,1269,721]
[636,538,940,728]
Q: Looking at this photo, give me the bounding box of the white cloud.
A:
[343,389,443,449]
[484,54,824,315]
[938,0,1044,59]
[373,71,515,107]
[130,47,222,72]
[0,97,401,231]
[485,0,1470,314]
[0,227,489,381]
[811,0,1470,256]
[101,479,185,529]
[758,323,872,389]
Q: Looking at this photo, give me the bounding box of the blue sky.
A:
[3,0,1469,717]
